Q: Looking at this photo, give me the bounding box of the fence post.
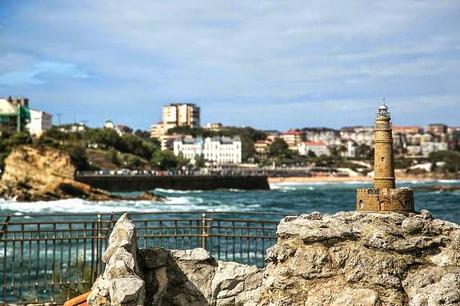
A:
[1,214,10,303]
[201,213,207,250]
[0,214,10,239]
[96,214,102,276]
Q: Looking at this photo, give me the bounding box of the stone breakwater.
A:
[89,211,460,306]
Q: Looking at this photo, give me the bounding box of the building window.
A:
[381,157,385,162]
[359,200,364,209]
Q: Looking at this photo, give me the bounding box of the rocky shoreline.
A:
[0,145,163,202]
[89,210,460,306]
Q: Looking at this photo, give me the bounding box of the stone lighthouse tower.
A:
[356,102,414,213]
[373,104,395,190]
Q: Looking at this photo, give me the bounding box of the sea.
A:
[1,180,460,303]
[1,180,460,224]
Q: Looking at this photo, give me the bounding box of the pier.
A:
[75,173,270,192]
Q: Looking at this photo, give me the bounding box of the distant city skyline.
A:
[0,1,459,130]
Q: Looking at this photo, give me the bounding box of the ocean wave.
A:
[398,179,460,185]
[163,196,205,205]
[435,179,460,184]
[0,195,262,214]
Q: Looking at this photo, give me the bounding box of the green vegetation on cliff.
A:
[0,131,33,168]
[0,127,187,171]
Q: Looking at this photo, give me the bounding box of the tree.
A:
[194,154,206,168]
[108,149,120,166]
[6,131,32,147]
[67,144,91,171]
[269,138,289,157]
[152,150,178,170]
[356,144,373,159]
[429,150,460,173]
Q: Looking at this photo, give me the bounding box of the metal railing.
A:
[0,211,284,304]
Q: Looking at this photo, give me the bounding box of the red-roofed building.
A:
[392,125,423,135]
[280,129,305,150]
[298,140,330,156]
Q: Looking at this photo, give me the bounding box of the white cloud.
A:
[0,0,459,128]
[0,60,91,86]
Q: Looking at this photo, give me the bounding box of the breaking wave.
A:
[0,195,261,214]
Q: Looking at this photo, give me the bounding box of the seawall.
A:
[75,175,270,192]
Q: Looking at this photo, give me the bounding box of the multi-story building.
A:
[254,139,272,159]
[421,142,448,157]
[342,139,358,158]
[303,128,341,146]
[427,123,448,136]
[0,97,31,134]
[447,127,460,149]
[163,103,200,129]
[264,130,280,142]
[297,140,329,157]
[27,109,52,137]
[151,103,200,139]
[173,136,242,164]
[340,126,374,146]
[173,136,204,160]
[392,125,423,135]
[204,122,223,131]
[280,129,305,150]
[150,123,168,139]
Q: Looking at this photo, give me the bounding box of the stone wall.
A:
[357,188,414,212]
[89,211,460,306]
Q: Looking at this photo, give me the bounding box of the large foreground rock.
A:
[88,211,460,306]
[260,210,460,306]
[88,214,145,306]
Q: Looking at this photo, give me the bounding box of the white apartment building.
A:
[342,139,358,158]
[27,108,52,137]
[304,128,341,146]
[174,136,242,164]
[297,141,330,156]
[340,126,374,146]
[421,142,448,157]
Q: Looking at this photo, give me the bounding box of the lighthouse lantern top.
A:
[376,103,390,118]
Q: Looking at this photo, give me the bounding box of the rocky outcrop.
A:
[259,210,460,306]
[88,214,145,306]
[88,211,460,306]
[0,146,163,202]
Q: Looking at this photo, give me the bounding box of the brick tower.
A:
[356,103,414,213]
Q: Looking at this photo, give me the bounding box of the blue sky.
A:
[0,1,459,130]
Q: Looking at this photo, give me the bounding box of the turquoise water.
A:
[1,180,459,223]
[1,180,459,303]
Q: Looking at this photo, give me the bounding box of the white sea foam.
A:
[435,179,460,184]
[0,194,261,214]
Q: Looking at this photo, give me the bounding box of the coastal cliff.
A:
[88,211,460,306]
[0,146,161,201]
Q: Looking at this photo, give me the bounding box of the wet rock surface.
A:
[88,211,460,306]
